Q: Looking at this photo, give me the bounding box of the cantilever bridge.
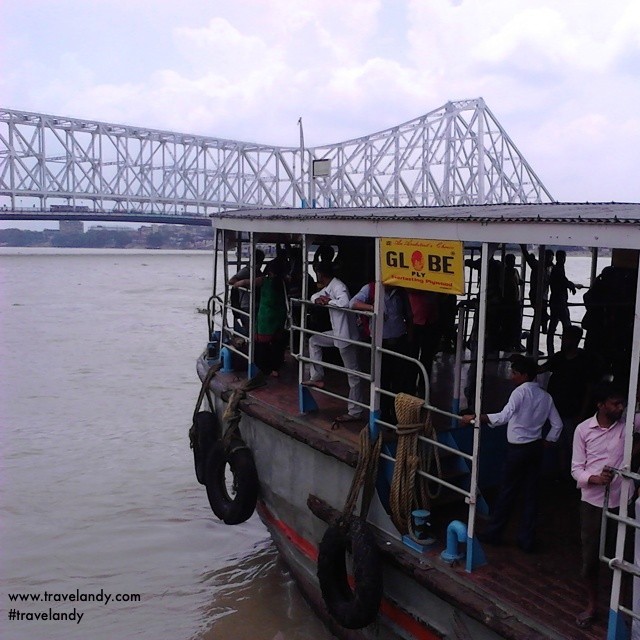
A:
[0,98,553,226]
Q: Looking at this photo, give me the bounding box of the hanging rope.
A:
[189,363,221,450]
[389,393,441,536]
[221,374,267,447]
[422,410,442,501]
[192,363,221,421]
[342,427,383,519]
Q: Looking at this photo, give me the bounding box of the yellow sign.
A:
[380,237,465,295]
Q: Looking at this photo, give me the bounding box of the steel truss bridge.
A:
[0,98,553,224]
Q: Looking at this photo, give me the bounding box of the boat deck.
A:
[204,352,615,640]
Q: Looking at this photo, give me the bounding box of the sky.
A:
[2,0,640,219]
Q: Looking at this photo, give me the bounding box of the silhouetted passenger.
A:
[407,289,441,395]
[228,248,265,336]
[539,325,602,477]
[582,265,637,387]
[502,253,524,351]
[466,247,504,353]
[521,245,554,352]
[547,250,577,356]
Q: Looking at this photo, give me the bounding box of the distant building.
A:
[59,220,84,234]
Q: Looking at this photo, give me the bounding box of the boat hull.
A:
[205,380,522,640]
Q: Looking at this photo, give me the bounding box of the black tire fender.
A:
[190,411,221,484]
[317,516,383,629]
[204,440,259,525]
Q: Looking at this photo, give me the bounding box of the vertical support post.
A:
[590,246,599,286]
[451,304,466,424]
[222,230,230,342]
[477,103,485,204]
[443,104,453,204]
[530,245,546,356]
[607,259,640,639]
[298,234,318,413]
[248,232,258,378]
[211,223,219,340]
[298,118,307,208]
[369,238,384,438]
[467,242,489,571]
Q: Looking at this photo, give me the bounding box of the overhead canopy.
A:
[212,202,640,250]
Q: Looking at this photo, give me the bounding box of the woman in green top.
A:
[233,257,288,376]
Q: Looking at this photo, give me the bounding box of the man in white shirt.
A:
[303,262,365,422]
[461,355,563,552]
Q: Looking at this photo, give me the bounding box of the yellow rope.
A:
[389,393,440,536]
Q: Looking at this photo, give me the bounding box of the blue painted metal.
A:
[438,428,489,516]
[220,347,234,373]
[438,520,487,572]
[298,385,319,414]
[440,520,467,564]
[368,409,380,439]
[248,362,260,379]
[607,609,630,640]
[466,535,487,572]
[402,534,436,553]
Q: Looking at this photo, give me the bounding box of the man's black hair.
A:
[314,261,334,279]
[563,324,583,341]
[510,355,538,380]
[592,380,627,405]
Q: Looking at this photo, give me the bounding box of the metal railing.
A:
[601,467,640,627]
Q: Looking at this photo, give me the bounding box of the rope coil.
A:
[389,393,441,536]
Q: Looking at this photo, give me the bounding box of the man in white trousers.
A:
[303,261,365,423]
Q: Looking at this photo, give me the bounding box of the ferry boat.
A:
[192,202,640,640]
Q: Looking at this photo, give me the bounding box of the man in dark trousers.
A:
[539,324,601,477]
[571,382,640,628]
[547,249,577,355]
[460,355,563,552]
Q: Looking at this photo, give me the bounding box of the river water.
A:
[0,248,608,640]
[0,248,333,640]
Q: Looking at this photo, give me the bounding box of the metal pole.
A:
[298,118,307,208]
[370,240,384,437]
[248,232,256,377]
[590,246,599,286]
[607,258,640,634]
[451,303,466,422]
[467,242,489,566]
[299,234,308,385]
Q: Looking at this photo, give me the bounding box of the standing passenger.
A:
[406,289,441,395]
[460,355,563,552]
[547,250,577,356]
[520,245,553,350]
[539,325,602,477]
[232,257,288,378]
[350,283,412,422]
[502,253,524,351]
[571,383,640,629]
[228,249,265,336]
[302,262,365,423]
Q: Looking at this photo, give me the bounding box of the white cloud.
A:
[1,0,640,201]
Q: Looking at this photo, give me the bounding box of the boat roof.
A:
[212,202,640,249]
